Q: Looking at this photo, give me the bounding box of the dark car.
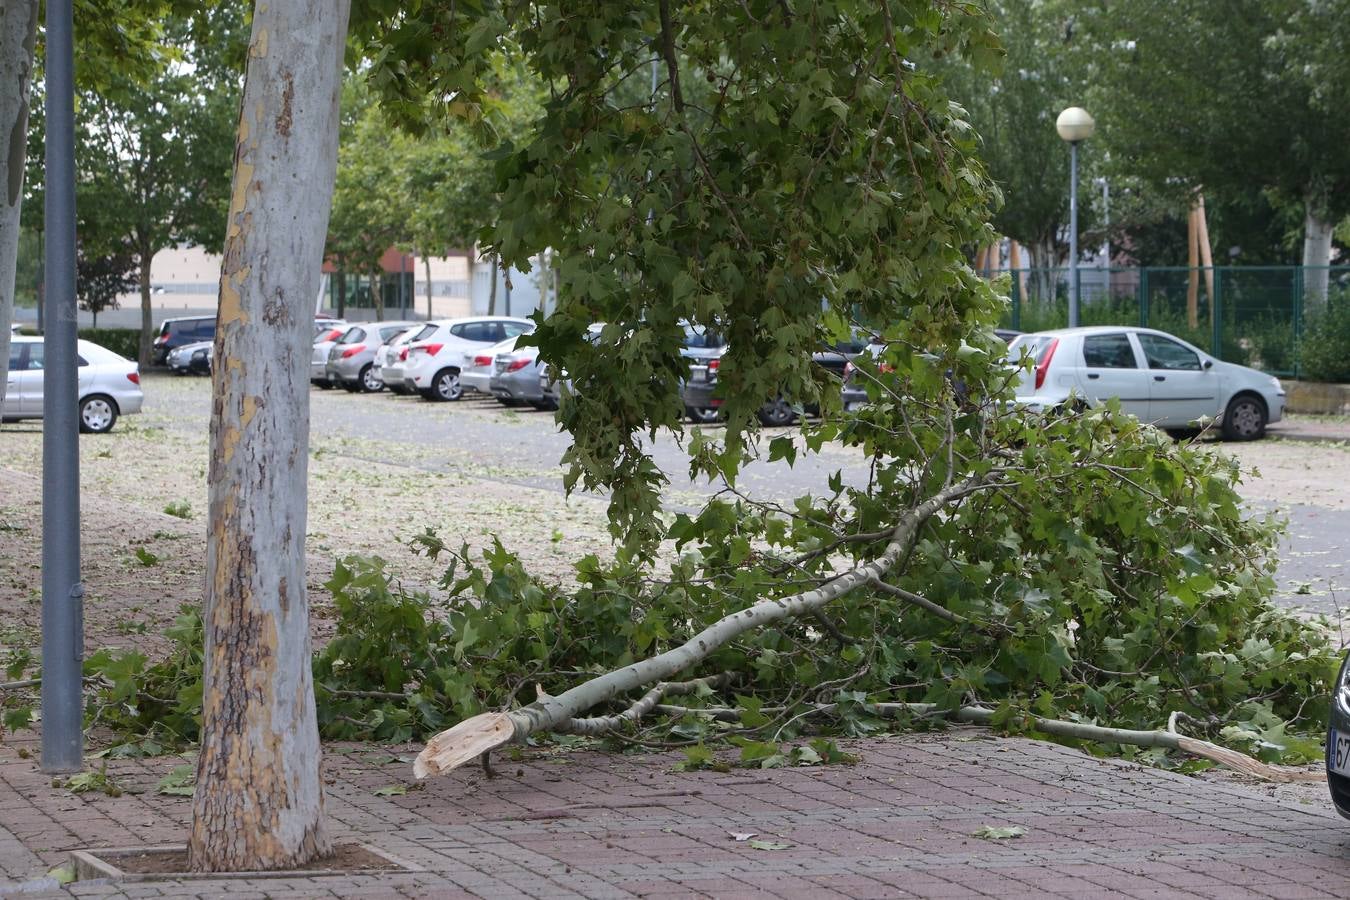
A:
[683,329,872,426]
[841,328,1022,409]
[152,316,215,366]
[1328,651,1350,818]
[166,339,212,375]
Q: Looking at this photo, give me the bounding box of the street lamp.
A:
[1056,106,1095,328]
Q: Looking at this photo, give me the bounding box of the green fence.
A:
[1001,267,1350,379]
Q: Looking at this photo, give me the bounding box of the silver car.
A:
[462,336,520,396]
[491,343,554,409]
[4,335,143,433]
[326,321,418,393]
[311,321,349,389]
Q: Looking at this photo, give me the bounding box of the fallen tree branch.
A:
[577,698,1324,784]
[0,679,40,691]
[556,673,732,735]
[414,476,992,778]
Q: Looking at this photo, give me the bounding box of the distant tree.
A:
[76,15,242,365]
[1089,0,1350,300]
[75,242,137,327]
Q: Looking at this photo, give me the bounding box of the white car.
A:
[1009,326,1285,440]
[461,335,521,396]
[372,325,422,395]
[399,317,534,401]
[4,335,143,433]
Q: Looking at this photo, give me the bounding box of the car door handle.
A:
[1153,375,1166,381]
[1086,373,1100,379]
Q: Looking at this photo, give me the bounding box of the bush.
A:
[78,328,141,362]
[1298,296,1350,383]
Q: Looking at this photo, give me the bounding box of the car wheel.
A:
[1222,394,1267,441]
[359,364,383,393]
[79,395,118,434]
[686,406,722,425]
[431,368,463,402]
[757,398,796,427]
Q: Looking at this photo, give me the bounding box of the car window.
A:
[7,343,22,371]
[378,326,406,342]
[194,321,216,339]
[503,322,533,338]
[1082,333,1138,369]
[410,324,438,342]
[1137,333,1201,371]
[1010,334,1056,364]
[449,324,466,338]
[459,322,498,342]
[337,327,366,344]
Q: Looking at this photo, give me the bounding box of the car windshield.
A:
[683,324,725,349]
[337,327,365,345]
[409,324,438,342]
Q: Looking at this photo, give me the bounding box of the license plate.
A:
[1330,729,1350,776]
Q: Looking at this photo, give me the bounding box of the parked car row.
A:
[154,312,1285,442]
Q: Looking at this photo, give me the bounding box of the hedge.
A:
[78,328,141,361]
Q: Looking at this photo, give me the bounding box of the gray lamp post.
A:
[1056,107,1095,328]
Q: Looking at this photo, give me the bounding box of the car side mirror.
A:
[1202,359,1214,370]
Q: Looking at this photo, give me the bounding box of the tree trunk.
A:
[1026,240,1057,308]
[1302,198,1335,311]
[189,0,350,873]
[372,271,383,320]
[424,255,432,319]
[487,251,498,315]
[138,248,153,368]
[335,264,346,318]
[0,0,39,416]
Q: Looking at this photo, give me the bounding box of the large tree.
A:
[189,0,351,872]
[1088,0,1350,300]
[78,18,240,366]
[0,0,39,416]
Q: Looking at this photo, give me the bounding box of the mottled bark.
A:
[190,0,351,873]
[0,0,39,414]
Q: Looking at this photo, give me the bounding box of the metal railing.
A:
[996,266,1350,378]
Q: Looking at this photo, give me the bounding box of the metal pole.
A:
[1068,141,1079,328]
[41,0,84,774]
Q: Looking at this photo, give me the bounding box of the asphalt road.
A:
[147,372,1349,617]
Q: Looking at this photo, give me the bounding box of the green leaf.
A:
[973,825,1027,840]
[373,784,408,797]
[747,839,791,851]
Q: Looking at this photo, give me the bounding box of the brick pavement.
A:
[1,730,1347,899]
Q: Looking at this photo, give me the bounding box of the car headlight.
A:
[192,349,208,359]
[1270,376,1283,391]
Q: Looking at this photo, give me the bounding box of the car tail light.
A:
[154,335,167,346]
[412,343,443,356]
[127,371,140,385]
[708,359,720,373]
[474,354,493,367]
[399,348,409,361]
[323,328,343,342]
[1034,338,1059,391]
[340,346,363,359]
[506,357,531,372]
